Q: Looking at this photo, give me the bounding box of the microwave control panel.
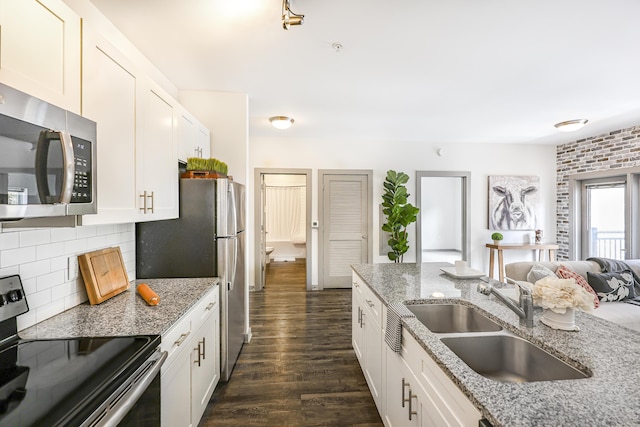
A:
[71,136,92,203]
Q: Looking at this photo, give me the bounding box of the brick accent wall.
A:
[556,125,640,259]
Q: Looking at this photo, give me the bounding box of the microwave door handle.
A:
[35,130,75,204]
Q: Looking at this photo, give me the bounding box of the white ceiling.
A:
[89,0,640,145]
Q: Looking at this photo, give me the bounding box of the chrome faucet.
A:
[477,280,534,328]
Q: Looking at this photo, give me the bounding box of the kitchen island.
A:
[20,277,217,338]
[353,262,640,427]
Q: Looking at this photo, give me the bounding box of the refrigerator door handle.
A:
[228,237,238,290]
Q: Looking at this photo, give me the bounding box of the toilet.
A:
[265,246,274,264]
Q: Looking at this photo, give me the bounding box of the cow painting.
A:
[489,176,539,230]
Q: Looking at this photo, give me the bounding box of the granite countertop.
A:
[20,278,219,339]
[352,262,640,427]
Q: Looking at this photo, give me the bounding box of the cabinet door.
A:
[161,346,192,427]
[196,123,211,158]
[191,307,220,425]
[363,308,383,410]
[0,0,80,112]
[352,279,364,362]
[385,346,420,427]
[80,26,139,225]
[178,108,197,163]
[137,81,178,221]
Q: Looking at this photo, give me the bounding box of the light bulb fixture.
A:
[269,116,294,130]
[554,119,588,132]
[282,0,304,30]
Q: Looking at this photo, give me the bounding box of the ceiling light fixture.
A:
[554,119,589,132]
[269,116,294,129]
[282,0,304,30]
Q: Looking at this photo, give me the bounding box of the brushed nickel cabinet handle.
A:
[174,331,190,347]
[408,390,417,421]
[402,378,410,408]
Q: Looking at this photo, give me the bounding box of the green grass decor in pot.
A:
[381,170,420,263]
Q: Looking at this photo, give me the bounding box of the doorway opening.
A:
[254,168,312,291]
[416,171,471,264]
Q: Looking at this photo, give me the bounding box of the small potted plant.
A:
[491,232,503,245]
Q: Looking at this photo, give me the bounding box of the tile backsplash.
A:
[0,223,136,331]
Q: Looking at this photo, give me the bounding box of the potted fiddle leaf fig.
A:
[381,170,420,263]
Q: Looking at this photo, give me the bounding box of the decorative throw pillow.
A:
[556,265,600,308]
[587,270,637,302]
[527,263,557,284]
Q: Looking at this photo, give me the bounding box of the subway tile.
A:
[36,299,66,324]
[36,270,66,292]
[0,232,20,250]
[19,229,51,247]
[21,277,37,296]
[0,265,19,278]
[86,236,107,250]
[28,289,52,309]
[36,242,66,261]
[76,225,97,239]
[19,259,51,280]
[96,224,116,236]
[50,227,77,243]
[1,246,36,268]
[63,239,88,255]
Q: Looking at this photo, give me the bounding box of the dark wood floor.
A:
[199,259,383,426]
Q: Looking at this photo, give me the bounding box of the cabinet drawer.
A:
[162,315,192,363]
[361,284,382,328]
[191,285,219,332]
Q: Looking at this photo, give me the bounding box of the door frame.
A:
[415,171,471,263]
[318,169,373,290]
[253,168,312,291]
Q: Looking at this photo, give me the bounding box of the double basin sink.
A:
[405,303,590,383]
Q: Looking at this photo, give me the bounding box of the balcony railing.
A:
[591,229,625,260]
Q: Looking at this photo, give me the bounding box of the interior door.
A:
[322,173,370,288]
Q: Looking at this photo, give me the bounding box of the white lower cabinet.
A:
[190,294,220,424]
[161,285,220,427]
[352,274,384,411]
[352,272,482,427]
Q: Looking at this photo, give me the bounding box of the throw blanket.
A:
[384,303,416,353]
[587,257,640,294]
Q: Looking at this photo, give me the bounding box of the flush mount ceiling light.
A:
[554,119,589,132]
[282,0,304,30]
[269,116,294,130]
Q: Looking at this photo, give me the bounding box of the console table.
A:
[486,243,559,282]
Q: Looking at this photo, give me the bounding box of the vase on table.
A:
[540,307,579,331]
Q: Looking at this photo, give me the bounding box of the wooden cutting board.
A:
[78,247,130,305]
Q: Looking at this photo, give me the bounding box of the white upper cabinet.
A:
[81,23,178,224]
[136,80,178,221]
[80,25,139,225]
[0,0,81,113]
[178,107,211,162]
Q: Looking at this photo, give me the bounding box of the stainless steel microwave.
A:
[0,83,96,221]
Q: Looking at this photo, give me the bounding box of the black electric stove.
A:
[0,275,164,427]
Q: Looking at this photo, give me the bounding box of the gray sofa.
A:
[504,260,640,332]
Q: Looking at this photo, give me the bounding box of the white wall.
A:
[249,137,557,287]
[179,91,249,186]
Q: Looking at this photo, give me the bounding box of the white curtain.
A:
[265,186,306,243]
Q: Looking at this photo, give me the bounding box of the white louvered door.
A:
[322,174,369,288]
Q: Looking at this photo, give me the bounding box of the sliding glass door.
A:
[581,178,627,259]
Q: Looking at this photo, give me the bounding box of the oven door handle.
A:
[84,349,167,427]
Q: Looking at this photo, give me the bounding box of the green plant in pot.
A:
[491,232,503,245]
[382,170,420,263]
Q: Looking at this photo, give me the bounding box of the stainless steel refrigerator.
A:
[136,178,246,381]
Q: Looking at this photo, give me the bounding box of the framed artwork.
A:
[488,175,539,230]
